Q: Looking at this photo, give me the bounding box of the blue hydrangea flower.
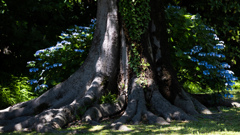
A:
[52,63,62,67]
[35,85,40,91]
[225,81,235,86]
[47,46,56,51]
[216,54,225,58]
[224,93,234,98]
[40,84,48,88]
[77,39,84,42]
[203,70,210,75]
[91,18,97,23]
[29,68,39,72]
[205,64,216,69]
[214,44,225,50]
[42,62,49,67]
[72,32,80,36]
[67,28,74,32]
[35,49,45,56]
[219,41,224,44]
[56,63,62,67]
[61,33,70,38]
[198,52,206,56]
[45,65,54,70]
[205,26,215,32]
[221,62,230,68]
[27,61,36,65]
[78,26,90,30]
[74,49,84,53]
[207,52,216,56]
[61,40,71,45]
[198,61,207,66]
[226,87,233,91]
[27,79,38,85]
[190,57,199,62]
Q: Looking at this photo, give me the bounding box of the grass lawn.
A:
[2,89,240,135]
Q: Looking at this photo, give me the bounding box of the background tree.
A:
[0,0,239,133]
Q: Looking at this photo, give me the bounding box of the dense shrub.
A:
[166,5,237,98]
[27,19,95,94]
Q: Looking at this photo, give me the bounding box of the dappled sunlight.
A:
[61,107,240,135]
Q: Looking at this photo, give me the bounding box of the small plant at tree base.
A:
[27,19,96,94]
[75,106,88,120]
[100,91,117,104]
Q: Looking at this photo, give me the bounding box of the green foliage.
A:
[181,0,240,77]
[76,106,88,120]
[100,92,117,104]
[166,5,237,97]
[27,20,95,94]
[166,6,212,93]
[0,72,36,109]
[0,0,7,14]
[233,81,240,89]
[119,0,151,86]
[119,0,150,41]
[129,44,141,76]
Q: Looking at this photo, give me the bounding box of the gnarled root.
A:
[0,75,105,132]
[111,78,170,131]
[82,94,126,125]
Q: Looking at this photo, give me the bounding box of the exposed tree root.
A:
[82,94,126,124]
[150,88,196,122]
[111,78,170,131]
[0,74,127,133]
[0,75,103,132]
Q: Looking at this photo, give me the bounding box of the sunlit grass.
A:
[59,107,240,135]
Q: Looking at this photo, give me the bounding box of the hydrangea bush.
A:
[27,19,96,94]
[166,5,237,99]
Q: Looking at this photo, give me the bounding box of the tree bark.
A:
[0,0,239,133]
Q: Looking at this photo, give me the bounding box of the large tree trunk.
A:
[0,0,239,133]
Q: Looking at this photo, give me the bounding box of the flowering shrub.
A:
[166,5,237,98]
[27,19,96,94]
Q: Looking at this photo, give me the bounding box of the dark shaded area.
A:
[0,0,97,109]
[0,0,97,76]
[34,103,50,114]
[192,93,237,107]
[150,0,181,103]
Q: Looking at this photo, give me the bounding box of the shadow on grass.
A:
[1,107,240,135]
[58,107,240,135]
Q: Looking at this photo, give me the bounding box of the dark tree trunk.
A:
[0,0,239,133]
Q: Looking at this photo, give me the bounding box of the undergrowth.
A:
[0,72,37,109]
